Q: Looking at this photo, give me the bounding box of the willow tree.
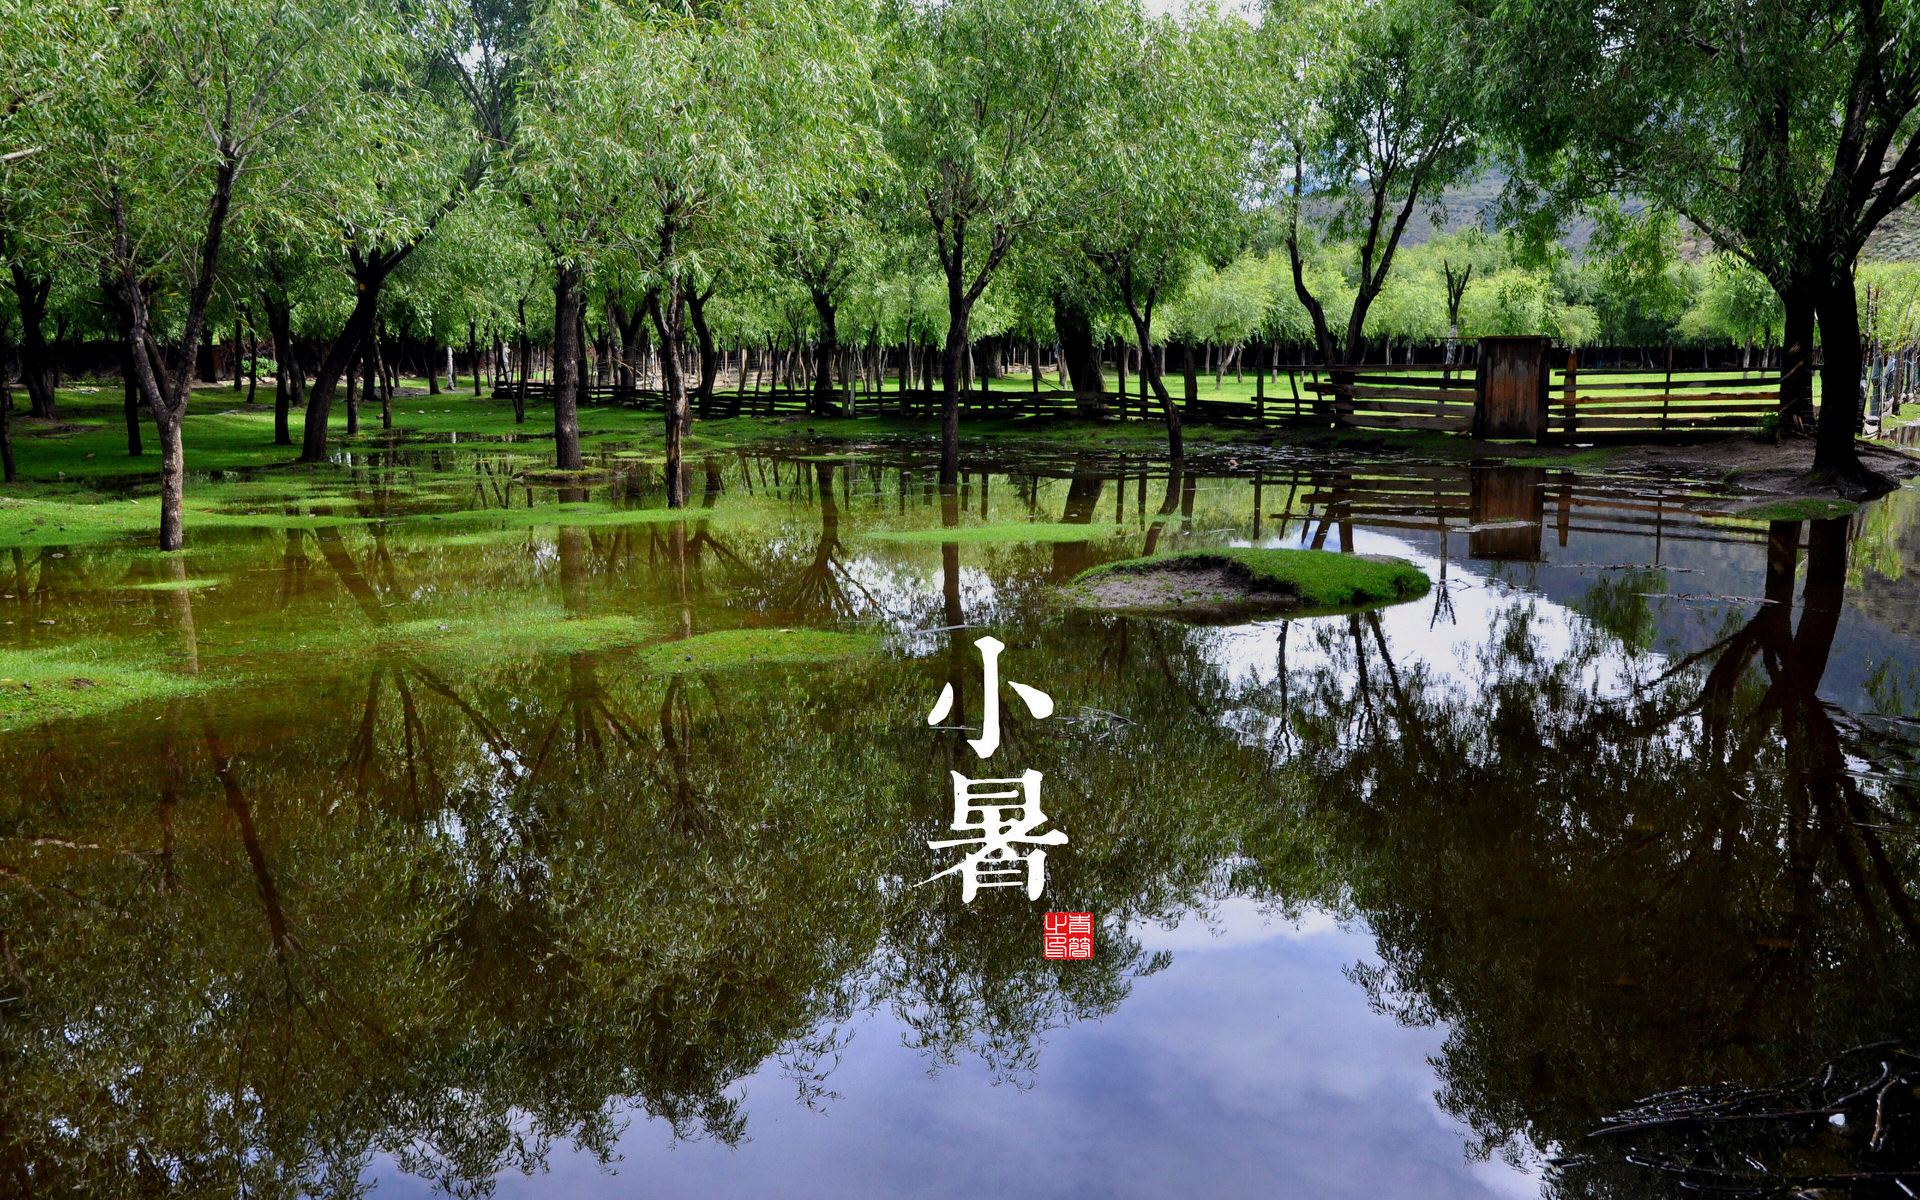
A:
[5,0,376,549]
[1076,4,1248,459]
[770,160,888,420]
[880,0,1125,486]
[1255,0,1480,367]
[1485,0,1920,488]
[293,71,473,461]
[520,0,851,504]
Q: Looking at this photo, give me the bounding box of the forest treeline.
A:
[3,0,1919,545]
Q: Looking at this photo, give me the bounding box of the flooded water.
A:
[4,440,1920,1198]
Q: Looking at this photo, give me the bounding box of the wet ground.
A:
[4,438,1920,1198]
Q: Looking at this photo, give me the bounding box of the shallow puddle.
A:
[3,442,1918,1197]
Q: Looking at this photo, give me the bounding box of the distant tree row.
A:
[3,0,1918,544]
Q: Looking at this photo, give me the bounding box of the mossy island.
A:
[1067,547,1431,618]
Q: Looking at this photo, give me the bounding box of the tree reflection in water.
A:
[4,456,1920,1198]
[1275,513,1920,1196]
[0,490,1294,1197]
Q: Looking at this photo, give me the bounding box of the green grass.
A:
[0,646,202,727]
[1072,546,1431,610]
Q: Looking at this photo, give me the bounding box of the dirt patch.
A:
[1078,565,1273,612]
[14,420,103,438]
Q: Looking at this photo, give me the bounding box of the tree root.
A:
[1807,458,1899,500]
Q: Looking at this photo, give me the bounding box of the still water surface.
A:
[3,442,1918,1197]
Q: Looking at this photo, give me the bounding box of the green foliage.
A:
[1679,253,1785,348]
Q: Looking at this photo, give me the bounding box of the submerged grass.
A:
[637,627,886,672]
[386,610,665,660]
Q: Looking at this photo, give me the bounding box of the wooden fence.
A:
[1300,365,1477,434]
[499,379,1130,421]
[497,349,1786,444]
[1296,358,1782,442]
[1546,361,1782,441]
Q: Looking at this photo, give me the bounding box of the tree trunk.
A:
[647,283,690,507]
[1054,290,1106,418]
[612,301,647,396]
[153,408,185,550]
[939,253,974,488]
[551,263,585,471]
[1812,270,1877,486]
[111,157,238,551]
[382,332,397,430]
[109,287,146,457]
[7,265,56,418]
[689,287,719,419]
[298,246,419,462]
[360,336,380,437]
[809,286,840,418]
[0,339,14,482]
[346,339,362,436]
[262,293,295,446]
[1778,284,1817,425]
[1119,272,1181,459]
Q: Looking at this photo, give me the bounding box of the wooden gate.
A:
[1473,337,1551,439]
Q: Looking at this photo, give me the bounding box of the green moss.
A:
[865,521,1130,544]
[1073,547,1431,611]
[637,627,885,672]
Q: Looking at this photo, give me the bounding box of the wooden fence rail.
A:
[1549,357,1780,441]
[1303,366,1477,434]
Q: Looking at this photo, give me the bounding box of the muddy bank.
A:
[1526,435,1920,499]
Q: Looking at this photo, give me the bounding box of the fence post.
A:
[1255,344,1265,424]
[1661,345,1673,432]
[1562,351,1578,440]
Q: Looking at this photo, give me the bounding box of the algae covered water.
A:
[4,439,1920,1198]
